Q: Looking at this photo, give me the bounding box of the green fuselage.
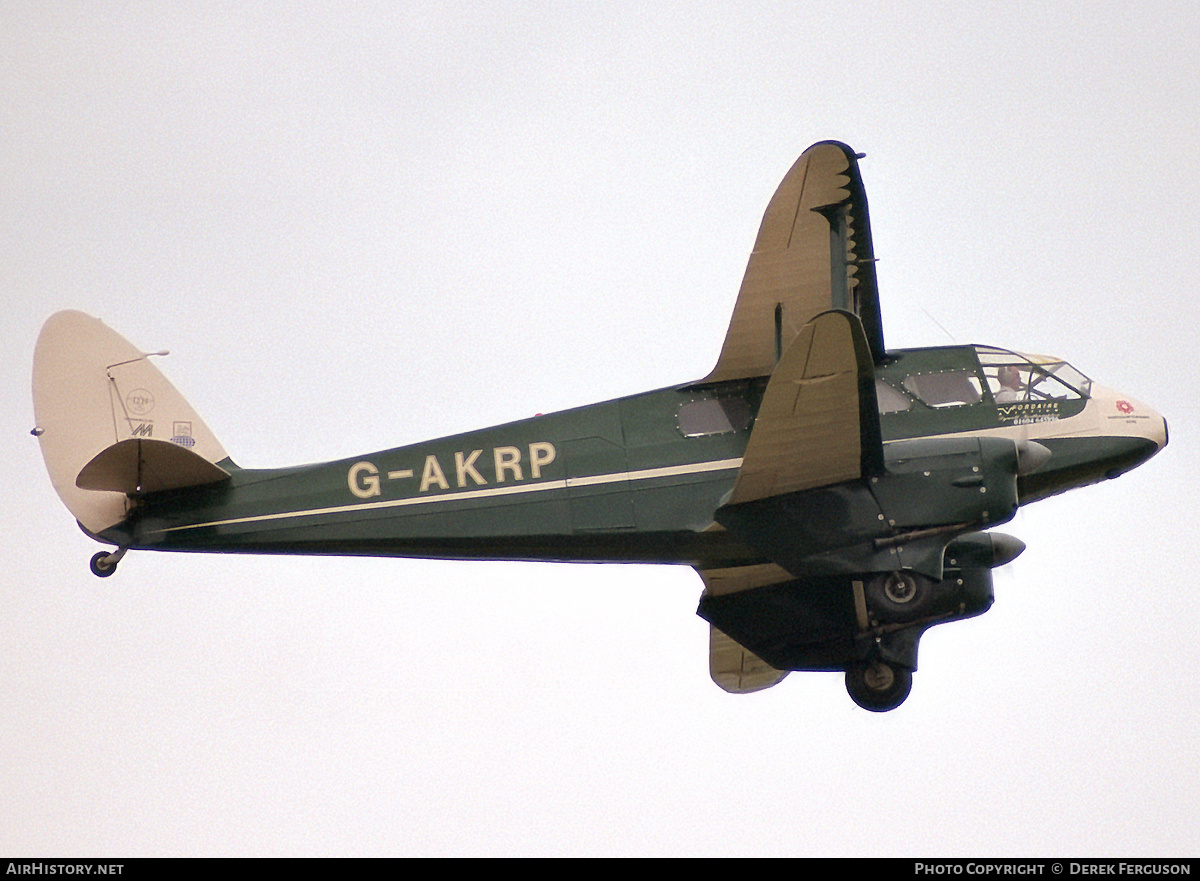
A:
[101,345,1160,570]
[108,377,767,568]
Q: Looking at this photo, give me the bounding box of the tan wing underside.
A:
[709,627,789,694]
[704,142,863,384]
[699,311,877,692]
[699,563,794,693]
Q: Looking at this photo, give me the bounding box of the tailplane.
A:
[32,311,232,537]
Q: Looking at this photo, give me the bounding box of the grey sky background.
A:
[3,1,1199,856]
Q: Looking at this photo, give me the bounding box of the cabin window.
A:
[876,379,913,414]
[678,398,752,437]
[902,371,983,408]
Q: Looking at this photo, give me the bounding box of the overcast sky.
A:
[4,1,1199,857]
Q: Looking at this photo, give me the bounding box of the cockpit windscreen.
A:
[974,346,1092,403]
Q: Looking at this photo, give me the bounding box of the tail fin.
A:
[32,311,232,537]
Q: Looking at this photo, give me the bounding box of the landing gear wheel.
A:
[845,661,913,712]
[866,572,930,622]
[89,551,118,578]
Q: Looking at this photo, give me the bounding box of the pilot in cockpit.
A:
[994,365,1023,403]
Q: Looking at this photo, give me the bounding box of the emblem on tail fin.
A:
[171,422,196,447]
[125,388,155,416]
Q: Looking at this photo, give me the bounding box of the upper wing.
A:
[703,141,883,384]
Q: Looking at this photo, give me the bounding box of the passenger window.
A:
[678,398,752,437]
[875,379,912,414]
[902,371,982,408]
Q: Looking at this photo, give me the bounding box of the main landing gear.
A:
[843,571,929,711]
[845,660,913,712]
[89,548,127,578]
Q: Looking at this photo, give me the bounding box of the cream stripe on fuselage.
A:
[153,457,745,534]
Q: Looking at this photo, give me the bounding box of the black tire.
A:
[865,571,931,622]
[89,551,117,578]
[845,661,913,712]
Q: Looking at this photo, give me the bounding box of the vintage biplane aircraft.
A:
[33,141,1167,711]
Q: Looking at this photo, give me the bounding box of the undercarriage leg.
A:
[89,547,127,578]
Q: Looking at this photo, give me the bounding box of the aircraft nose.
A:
[1089,389,1167,482]
[1103,392,1167,451]
[1138,402,1168,452]
[1153,414,1169,452]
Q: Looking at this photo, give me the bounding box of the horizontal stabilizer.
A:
[77,438,230,495]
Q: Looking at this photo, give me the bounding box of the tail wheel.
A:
[845,661,913,712]
[89,551,121,578]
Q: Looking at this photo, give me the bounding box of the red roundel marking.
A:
[1116,400,1134,414]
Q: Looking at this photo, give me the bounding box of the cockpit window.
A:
[974,346,1092,403]
[874,345,1091,437]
